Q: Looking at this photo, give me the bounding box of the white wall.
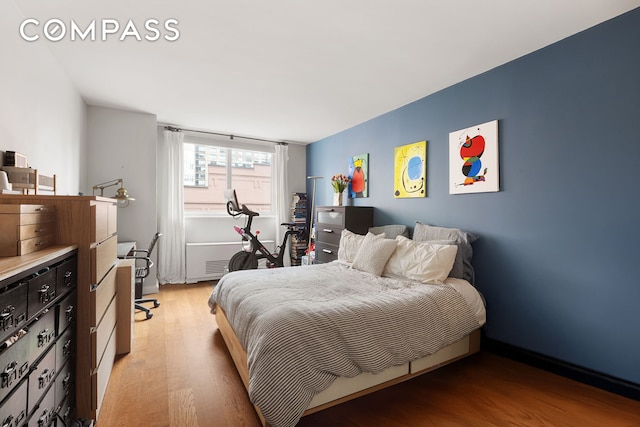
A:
[87,106,158,293]
[0,1,86,194]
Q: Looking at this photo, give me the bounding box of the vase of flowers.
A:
[331,174,350,206]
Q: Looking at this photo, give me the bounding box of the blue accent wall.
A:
[306,8,640,385]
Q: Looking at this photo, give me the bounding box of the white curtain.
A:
[157,129,186,283]
[274,144,290,266]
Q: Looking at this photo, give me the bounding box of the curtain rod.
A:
[164,125,288,146]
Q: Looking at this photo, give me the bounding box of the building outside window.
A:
[183,142,273,213]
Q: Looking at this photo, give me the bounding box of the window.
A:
[183,142,273,213]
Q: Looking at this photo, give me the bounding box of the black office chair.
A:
[129,232,162,320]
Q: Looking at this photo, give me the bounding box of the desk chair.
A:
[129,232,162,319]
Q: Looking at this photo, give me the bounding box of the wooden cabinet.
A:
[0,204,56,256]
[0,246,77,426]
[0,195,119,422]
[314,206,373,263]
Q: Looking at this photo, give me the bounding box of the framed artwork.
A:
[348,153,368,198]
[449,120,499,194]
[394,140,426,198]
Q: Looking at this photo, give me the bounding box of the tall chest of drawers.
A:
[314,206,373,263]
[0,195,119,422]
[0,246,77,427]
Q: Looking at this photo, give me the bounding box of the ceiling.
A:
[13,1,640,144]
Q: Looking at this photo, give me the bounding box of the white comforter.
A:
[209,262,482,427]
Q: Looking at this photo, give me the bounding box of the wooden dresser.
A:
[0,195,125,422]
[314,206,373,263]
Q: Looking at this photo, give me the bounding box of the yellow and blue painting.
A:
[394,141,426,198]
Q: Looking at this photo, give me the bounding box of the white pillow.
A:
[351,232,397,276]
[337,229,366,263]
[384,235,458,284]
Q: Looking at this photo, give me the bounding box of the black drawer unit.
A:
[0,250,77,426]
[314,206,373,263]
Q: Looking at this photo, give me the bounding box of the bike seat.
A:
[280,222,298,228]
[241,204,260,216]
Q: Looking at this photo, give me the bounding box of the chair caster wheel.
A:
[154,301,160,308]
[146,312,153,320]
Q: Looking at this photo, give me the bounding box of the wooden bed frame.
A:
[216,307,481,426]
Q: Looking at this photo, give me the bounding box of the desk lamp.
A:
[92,178,135,207]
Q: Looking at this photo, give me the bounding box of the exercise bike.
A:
[225,190,306,272]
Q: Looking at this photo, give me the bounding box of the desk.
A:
[117,241,136,258]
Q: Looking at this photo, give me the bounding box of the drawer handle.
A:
[0,306,14,331]
[38,368,55,390]
[322,249,333,254]
[37,328,54,348]
[38,285,54,303]
[65,305,75,322]
[63,339,72,357]
[62,372,72,393]
[1,361,17,389]
[322,229,334,233]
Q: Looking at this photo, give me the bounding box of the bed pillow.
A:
[413,222,478,283]
[337,229,367,263]
[384,236,458,284]
[351,232,397,276]
[368,224,409,239]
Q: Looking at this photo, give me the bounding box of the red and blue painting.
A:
[449,120,499,194]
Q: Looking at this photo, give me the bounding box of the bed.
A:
[209,224,486,427]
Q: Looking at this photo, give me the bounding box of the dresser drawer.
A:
[18,234,55,256]
[56,257,77,294]
[315,241,339,263]
[57,290,76,335]
[91,296,117,370]
[0,332,30,404]
[56,327,74,373]
[55,359,74,408]
[91,235,117,285]
[0,281,28,340]
[91,202,117,243]
[316,207,345,227]
[0,378,27,427]
[26,269,57,320]
[27,346,56,416]
[315,226,342,246]
[90,266,117,328]
[27,309,56,364]
[0,204,55,216]
[91,319,117,413]
[27,368,56,427]
[18,222,55,240]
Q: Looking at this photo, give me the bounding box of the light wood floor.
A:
[97,282,640,427]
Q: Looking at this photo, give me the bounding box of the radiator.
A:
[185,241,274,282]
